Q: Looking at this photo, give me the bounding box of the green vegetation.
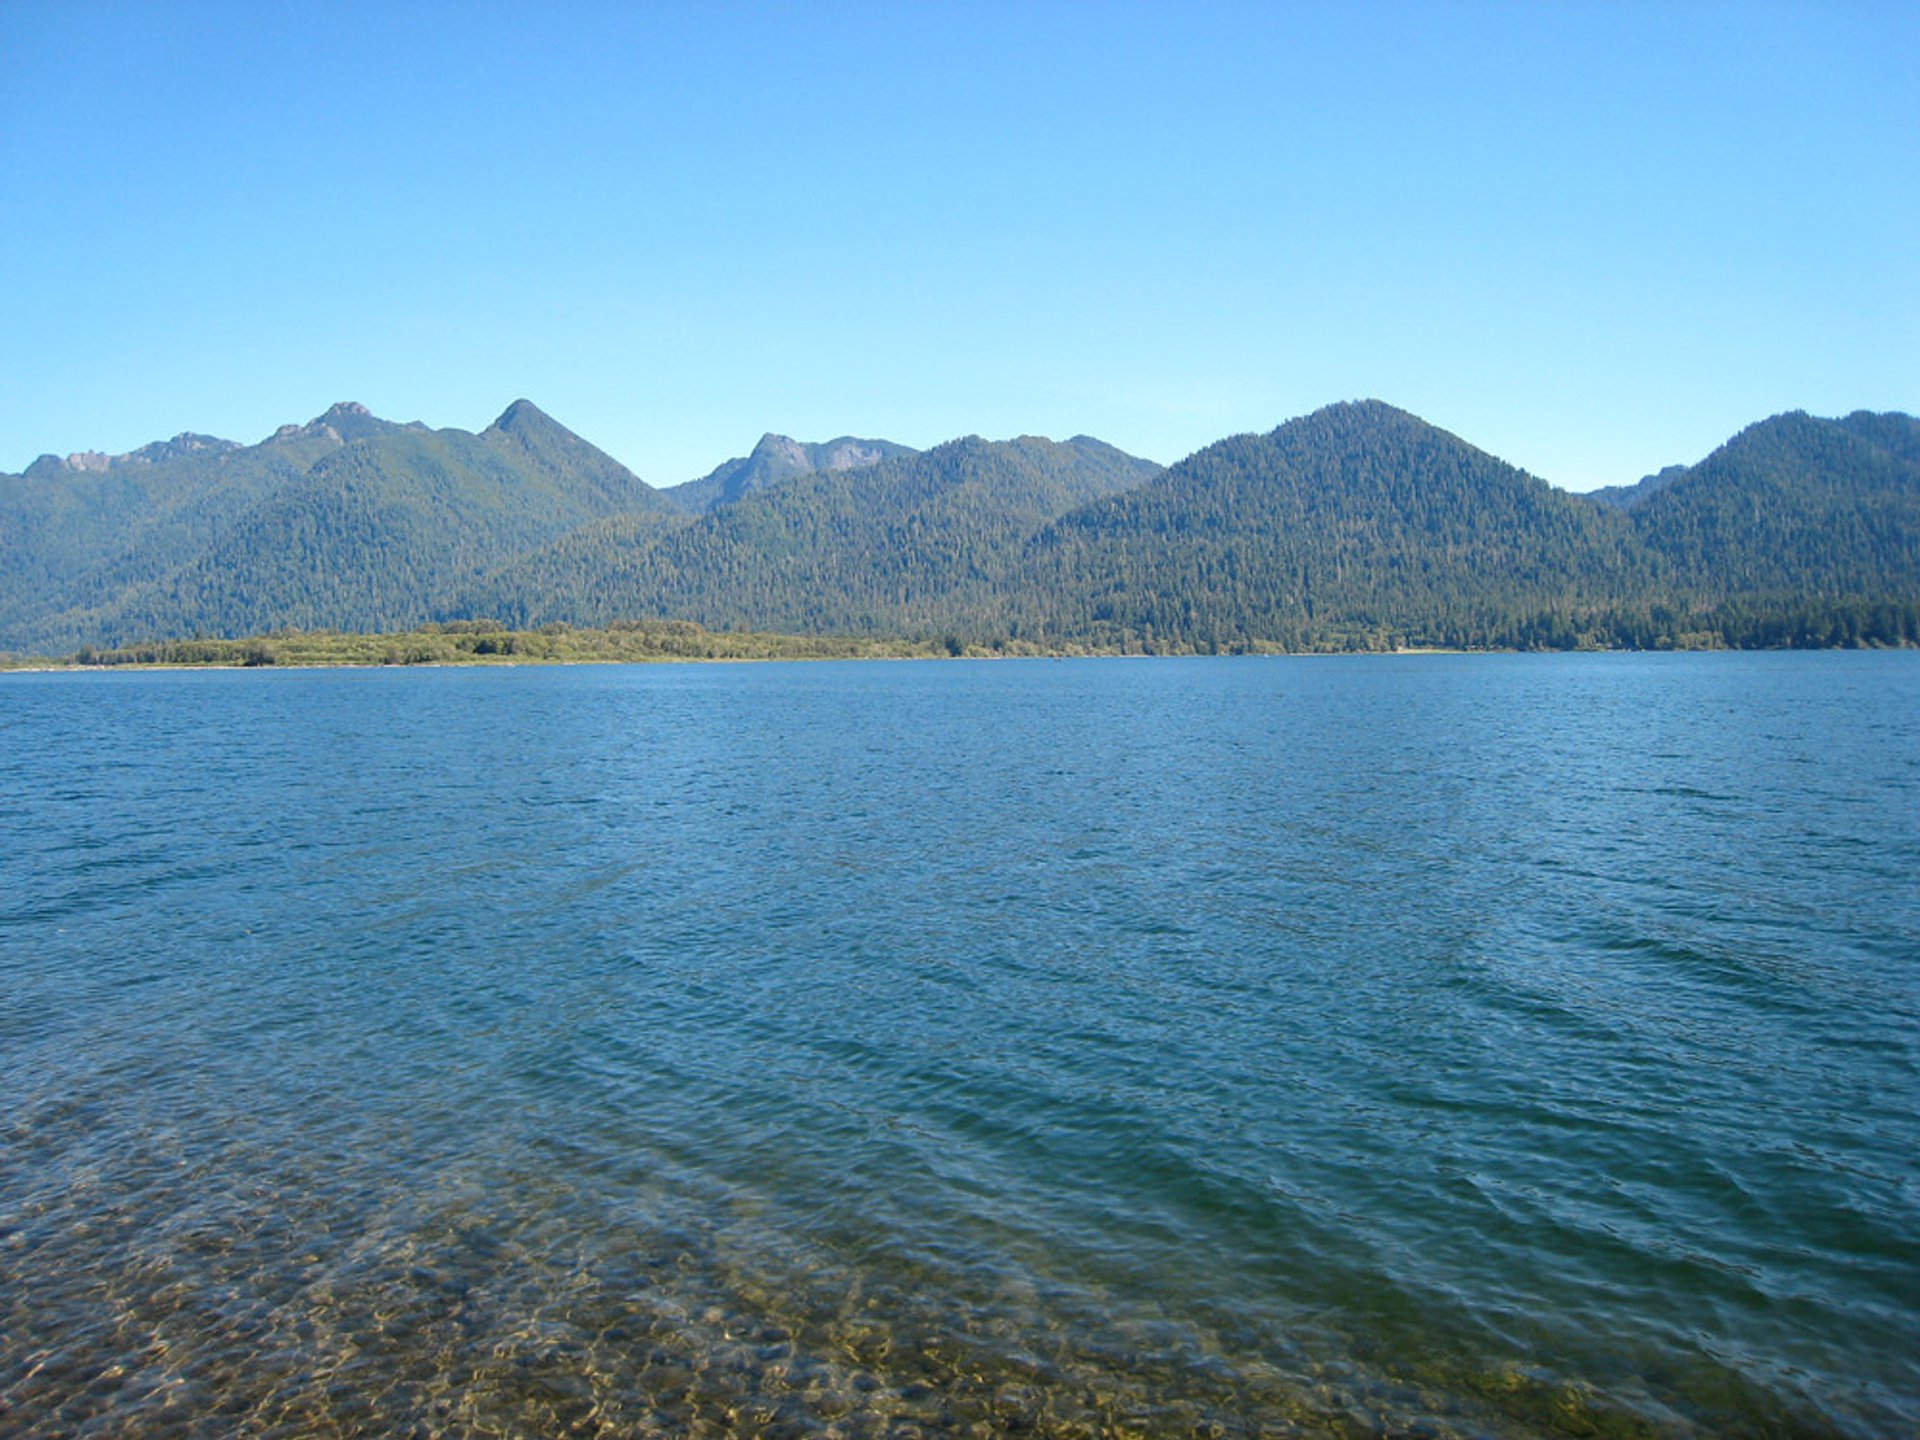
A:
[6,398,1916,658]
[464,433,1163,635]
[457,402,1918,653]
[15,592,1914,674]
[1626,410,1920,600]
[1000,401,1653,652]
[994,403,1920,653]
[32,618,1034,669]
[0,400,672,655]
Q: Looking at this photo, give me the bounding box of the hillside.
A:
[6,399,1917,656]
[1003,401,1658,650]
[0,401,670,652]
[1629,411,1920,600]
[0,404,406,650]
[465,434,1163,634]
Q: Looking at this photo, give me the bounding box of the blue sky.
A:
[2,2,1913,490]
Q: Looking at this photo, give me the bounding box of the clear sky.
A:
[2,1,1913,491]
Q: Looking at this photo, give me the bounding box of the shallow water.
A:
[2,654,1916,1437]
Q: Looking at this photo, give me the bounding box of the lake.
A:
[2,654,1916,1437]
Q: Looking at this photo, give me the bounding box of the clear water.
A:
[1,654,1916,1438]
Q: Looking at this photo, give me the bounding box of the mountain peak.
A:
[749,433,811,469]
[1582,464,1687,510]
[817,439,892,472]
[481,400,660,492]
[747,433,906,476]
[492,398,553,434]
[1301,398,1417,426]
[266,401,397,447]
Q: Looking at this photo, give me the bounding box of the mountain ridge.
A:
[5,399,1916,655]
[463,430,1164,633]
[0,400,673,652]
[998,399,1654,650]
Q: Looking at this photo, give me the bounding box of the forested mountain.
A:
[999,401,1659,650]
[1001,402,1918,652]
[1620,411,1920,641]
[1833,410,1920,468]
[4,399,1916,655]
[0,401,669,652]
[663,433,917,512]
[464,435,1162,633]
[1,404,395,650]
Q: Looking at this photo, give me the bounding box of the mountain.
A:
[480,399,676,515]
[7,399,1917,656]
[269,399,420,447]
[663,433,918,512]
[464,434,1162,634]
[1628,410,1920,603]
[1001,401,1656,651]
[1832,410,1920,468]
[1,416,347,650]
[22,431,242,479]
[0,401,671,652]
[1007,402,1920,652]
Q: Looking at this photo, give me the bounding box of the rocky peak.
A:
[750,433,813,472]
[311,401,390,439]
[263,401,392,447]
[820,440,885,472]
[121,433,241,467]
[14,430,241,477]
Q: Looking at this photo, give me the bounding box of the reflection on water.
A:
[2,655,1917,1437]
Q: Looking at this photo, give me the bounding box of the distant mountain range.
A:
[1585,465,1687,510]
[4,399,1916,655]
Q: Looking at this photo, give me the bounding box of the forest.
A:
[4,398,1916,660]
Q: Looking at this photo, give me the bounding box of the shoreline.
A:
[8,642,1915,675]
[6,616,1915,675]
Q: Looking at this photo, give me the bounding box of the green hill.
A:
[466,434,1162,634]
[0,401,669,652]
[1003,401,1657,651]
[0,407,385,650]
[6,398,1916,656]
[1613,410,1920,646]
[1629,411,1920,598]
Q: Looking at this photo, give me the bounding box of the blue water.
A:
[2,654,1916,1437]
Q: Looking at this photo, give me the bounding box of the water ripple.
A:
[1,655,1917,1437]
